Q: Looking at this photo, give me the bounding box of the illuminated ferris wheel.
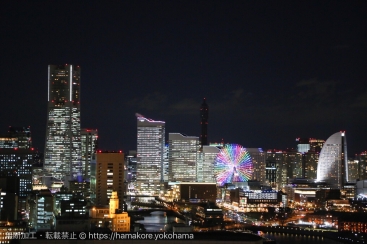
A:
[214,144,253,186]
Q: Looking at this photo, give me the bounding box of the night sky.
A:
[1,1,366,155]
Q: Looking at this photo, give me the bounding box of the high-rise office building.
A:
[81,128,98,181]
[0,126,32,149]
[93,151,124,209]
[163,145,169,182]
[168,133,199,182]
[136,113,165,196]
[197,145,220,183]
[316,131,348,189]
[200,98,209,147]
[0,148,33,211]
[44,64,81,184]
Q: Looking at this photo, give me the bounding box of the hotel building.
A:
[44,64,81,185]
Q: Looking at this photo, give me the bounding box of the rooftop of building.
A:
[96,150,123,153]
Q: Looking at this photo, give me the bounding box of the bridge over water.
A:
[128,209,186,220]
[247,225,343,242]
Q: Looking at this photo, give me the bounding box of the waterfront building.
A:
[168,133,199,182]
[44,64,81,185]
[89,191,130,232]
[339,214,367,233]
[195,202,223,227]
[316,131,348,189]
[80,129,98,181]
[165,182,217,202]
[109,191,130,232]
[136,113,165,196]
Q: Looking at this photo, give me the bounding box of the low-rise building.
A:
[90,191,130,232]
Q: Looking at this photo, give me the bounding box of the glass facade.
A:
[197,145,220,183]
[44,65,81,183]
[168,133,199,182]
[136,114,165,196]
[316,131,348,189]
[81,129,98,181]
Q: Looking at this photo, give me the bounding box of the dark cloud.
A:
[126,92,167,111]
[352,90,367,108]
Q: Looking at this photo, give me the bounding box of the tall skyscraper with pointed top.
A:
[200,98,209,146]
[44,64,81,185]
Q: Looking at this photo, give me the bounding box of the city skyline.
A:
[1,1,367,155]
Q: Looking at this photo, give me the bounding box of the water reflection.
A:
[264,233,344,244]
[136,211,185,232]
[136,212,344,243]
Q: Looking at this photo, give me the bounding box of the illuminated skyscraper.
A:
[44,64,81,184]
[200,98,209,146]
[197,145,220,183]
[136,113,165,195]
[168,133,199,182]
[81,128,98,181]
[0,126,32,149]
[265,149,287,190]
[316,131,348,189]
[248,148,266,183]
